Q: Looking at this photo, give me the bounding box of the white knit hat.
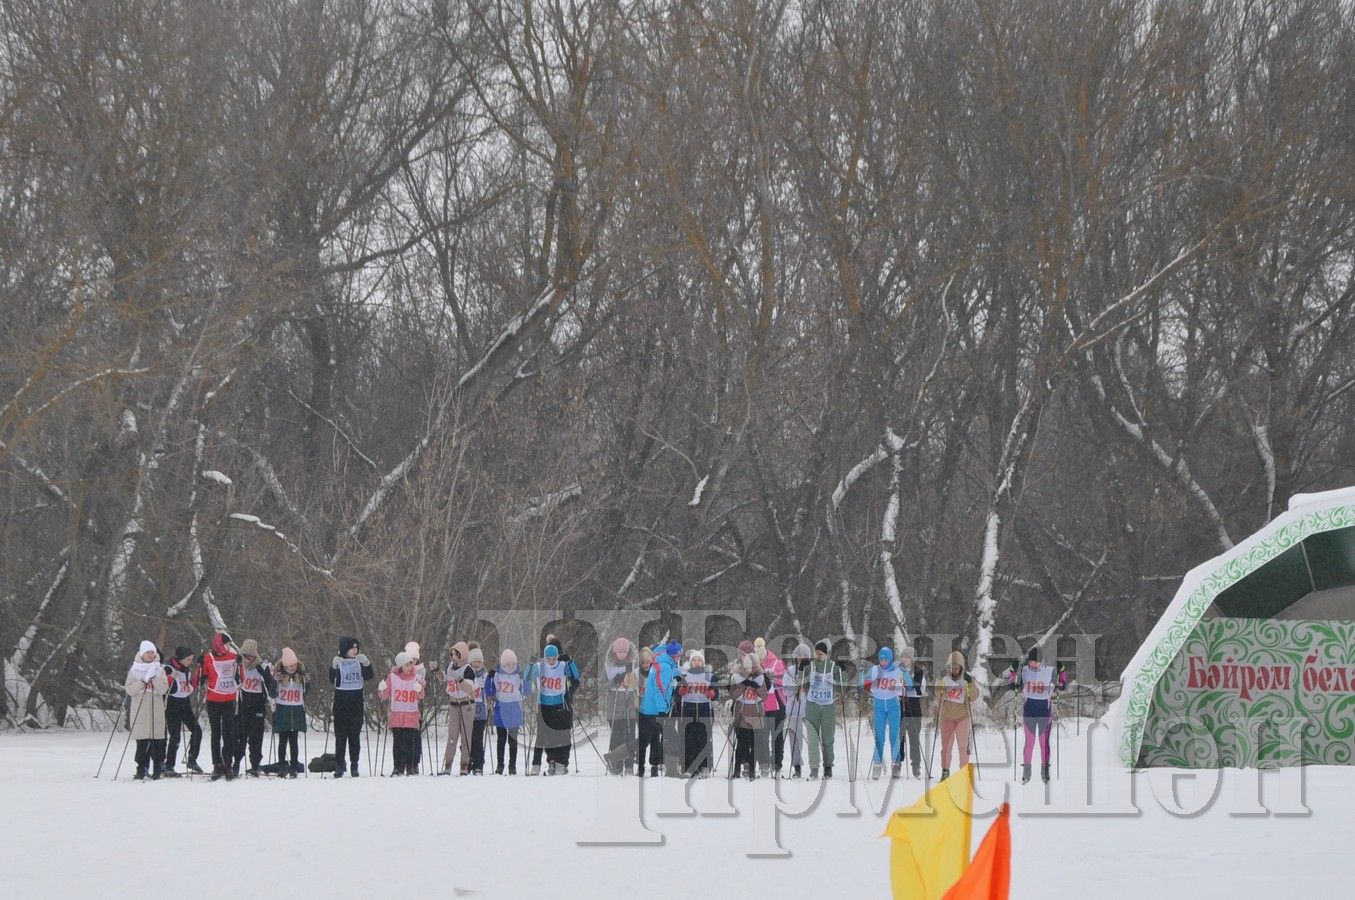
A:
[394,651,413,667]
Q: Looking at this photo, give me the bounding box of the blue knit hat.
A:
[878,647,893,664]
[544,644,560,659]
[663,641,682,657]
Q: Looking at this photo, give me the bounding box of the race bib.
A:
[808,671,834,705]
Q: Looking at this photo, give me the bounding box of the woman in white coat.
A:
[124,640,170,779]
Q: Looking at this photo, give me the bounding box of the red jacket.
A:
[203,649,241,703]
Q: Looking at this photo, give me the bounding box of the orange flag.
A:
[943,802,1011,900]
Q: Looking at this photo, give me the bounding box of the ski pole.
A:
[113,689,149,781]
[94,702,125,779]
[430,685,440,776]
[923,693,939,781]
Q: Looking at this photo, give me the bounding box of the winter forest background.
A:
[2,0,1353,726]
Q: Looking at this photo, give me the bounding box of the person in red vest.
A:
[201,632,242,780]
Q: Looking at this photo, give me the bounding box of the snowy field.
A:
[2,720,1351,898]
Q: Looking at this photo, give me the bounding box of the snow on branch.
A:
[0,439,73,507]
[689,474,709,507]
[228,512,333,578]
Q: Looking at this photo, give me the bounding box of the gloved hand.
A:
[356,653,370,666]
[611,673,625,687]
[417,684,426,698]
[332,656,343,668]
[378,680,388,692]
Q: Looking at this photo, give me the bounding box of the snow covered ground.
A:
[2,719,1350,897]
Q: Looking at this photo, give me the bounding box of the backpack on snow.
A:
[308,752,339,773]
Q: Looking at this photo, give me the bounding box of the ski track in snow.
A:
[1,725,1351,897]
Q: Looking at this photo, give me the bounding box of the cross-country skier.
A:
[635,646,668,777]
[899,647,926,778]
[601,638,638,775]
[468,647,489,774]
[439,641,476,775]
[531,641,580,775]
[272,647,307,777]
[202,632,242,780]
[936,650,979,780]
[162,646,203,776]
[677,649,717,776]
[379,652,426,775]
[486,648,529,774]
[329,636,373,777]
[803,641,841,779]
[728,647,769,780]
[753,637,787,777]
[237,638,275,776]
[125,640,169,780]
[783,643,811,778]
[1010,646,1066,783]
[864,646,907,779]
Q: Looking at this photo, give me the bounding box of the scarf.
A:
[129,641,161,685]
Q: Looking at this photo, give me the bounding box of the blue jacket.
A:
[638,652,680,715]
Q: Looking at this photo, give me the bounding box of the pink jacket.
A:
[760,650,787,712]
[379,667,424,729]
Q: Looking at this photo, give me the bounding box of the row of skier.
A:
[117,631,1066,783]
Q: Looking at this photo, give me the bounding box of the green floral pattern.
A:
[1139,617,1355,767]
[1118,504,1355,766]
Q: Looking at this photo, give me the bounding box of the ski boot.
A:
[912,766,921,779]
[650,764,660,778]
[868,761,883,780]
[1022,764,1031,784]
[824,764,833,779]
[891,762,902,779]
[162,769,182,779]
[133,767,148,781]
[186,761,204,774]
[941,768,949,781]
[1041,764,1050,783]
[808,768,818,780]
[508,766,518,775]
[350,770,360,778]
[791,765,802,779]
[247,766,261,778]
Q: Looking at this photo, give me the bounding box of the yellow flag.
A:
[883,763,974,899]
